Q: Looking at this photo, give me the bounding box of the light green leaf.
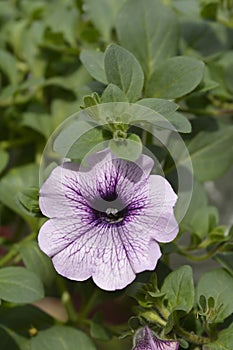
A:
[116,0,178,81]
[197,269,233,323]
[146,56,205,99]
[104,44,144,102]
[204,323,233,350]
[109,134,142,162]
[101,84,127,102]
[0,149,9,174]
[45,4,79,46]
[137,98,178,117]
[19,241,56,287]
[0,49,19,85]
[67,126,110,160]
[84,0,126,42]
[0,267,44,303]
[137,99,191,133]
[161,265,194,312]
[31,326,96,350]
[80,50,107,84]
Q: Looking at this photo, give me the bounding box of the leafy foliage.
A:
[0,0,233,349]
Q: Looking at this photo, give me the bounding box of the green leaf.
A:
[196,269,233,323]
[116,0,178,81]
[83,0,126,42]
[161,265,194,312]
[31,326,96,350]
[0,164,39,227]
[186,125,233,182]
[137,98,178,118]
[19,241,56,287]
[0,267,44,303]
[17,187,41,217]
[0,326,29,350]
[215,251,233,278]
[67,126,110,160]
[146,56,205,99]
[104,44,144,102]
[0,305,53,335]
[101,84,127,102]
[0,149,9,174]
[203,323,233,350]
[0,49,19,85]
[190,206,219,238]
[22,112,52,138]
[80,50,107,84]
[45,4,79,46]
[90,313,111,341]
[178,179,208,232]
[109,134,142,162]
[137,99,191,133]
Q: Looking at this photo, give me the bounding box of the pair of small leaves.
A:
[80,44,144,102]
[81,44,205,101]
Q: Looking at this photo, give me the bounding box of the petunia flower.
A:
[38,149,178,291]
[132,326,179,350]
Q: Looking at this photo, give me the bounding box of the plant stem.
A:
[175,325,210,345]
[0,232,37,267]
[79,288,101,318]
[56,277,77,324]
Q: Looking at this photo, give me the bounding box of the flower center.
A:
[92,195,128,224]
[103,207,125,224]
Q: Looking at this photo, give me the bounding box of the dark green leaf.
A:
[0,267,44,303]
[186,125,233,181]
[146,56,205,99]
[80,50,107,84]
[197,269,233,323]
[215,251,233,278]
[0,326,29,350]
[31,326,96,350]
[203,323,233,349]
[0,149,9,174]
[104,44,144,102]
[161,265,194,312]
[116,0,178,80]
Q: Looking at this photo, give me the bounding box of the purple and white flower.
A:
[133,326,179,350]
[38,149,178,291]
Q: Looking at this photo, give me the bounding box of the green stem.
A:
[0,232,37,267]
[178,243,224,262]
[79,288,101,318]
[56,277,77,324]
[175,325,210,345]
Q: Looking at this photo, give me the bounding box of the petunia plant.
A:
[0,0,233,350]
